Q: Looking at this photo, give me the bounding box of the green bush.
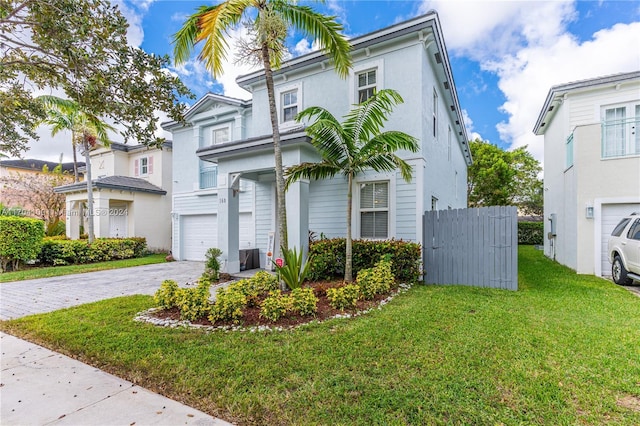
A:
[308,239,421,283]
[326,284,361,311]
[290,287,318,316]
[176,280,212,322]
[260,290,293,322]
[154,280,180,309]
[275,246,312,290]
[202,247,222,282]
[518,222,544,245]
[356,258,394,300]
[38,237,147,266]
[0,217,45,272]
[210,286,247,323]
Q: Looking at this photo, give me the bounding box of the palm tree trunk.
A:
[83,140,95,243]
[261,41,288,254]
[345,172,353,282]
[72,140,79,182]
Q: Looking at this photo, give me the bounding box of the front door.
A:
[109,204,128,238]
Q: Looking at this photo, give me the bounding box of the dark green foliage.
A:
[274,246,312,290]
[308,239,421,283]
[518,222,544,245]
[39,237,147,266]
[202,247,222,282]
[0,216,45,271]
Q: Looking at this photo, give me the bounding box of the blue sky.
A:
[27,1,640,165]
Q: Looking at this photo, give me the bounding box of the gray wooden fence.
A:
[423,206,518,290]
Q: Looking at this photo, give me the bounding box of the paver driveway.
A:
[0,261,204,320]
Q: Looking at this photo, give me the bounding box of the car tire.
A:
[612,256,633,285]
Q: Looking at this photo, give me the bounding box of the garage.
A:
[180,213,255,261]
[600,203,640,276]
[181,214,218,261]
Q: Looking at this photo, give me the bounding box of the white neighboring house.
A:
[54,142,173,251]
[533,71,640,277]
[163,12,472,271]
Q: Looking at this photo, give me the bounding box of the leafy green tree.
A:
[173,0,352,254]
[0,0,192,158]
[467,139,542,214]
[39,95,115,243]
[285,89,419,282]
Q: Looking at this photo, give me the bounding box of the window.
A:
[611,218,631,237]
[357,69,377,103]
[281,90,298,123]
[433,89,438,138]
[140,157,148,175]
[566,133,574,168]
[448,126,452,161]
[199,161,217,189]
[135,156,152,176]
[431,196,438,211]
[627,219,640,241]
[360,182,388,239]
[602,102,640,158]
[212,127,230,145]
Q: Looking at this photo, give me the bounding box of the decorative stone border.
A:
[134,282,413,333]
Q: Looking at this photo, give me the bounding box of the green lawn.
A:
[0,253,167,283]
[1,246,639,425]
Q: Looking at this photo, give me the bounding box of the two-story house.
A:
[163,12,472,272]
[534,71,640,277]
[54,142,173,251]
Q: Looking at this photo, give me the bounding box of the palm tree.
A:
[173,0,352,254]
[38,95,115,243]
[285,89,419,282]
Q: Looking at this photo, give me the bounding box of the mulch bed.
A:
[148,280,399,328]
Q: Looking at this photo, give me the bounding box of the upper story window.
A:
[212,126,230,145]
[199,161,217,190]
[360,181,388,239]
[357,69,377,103]
[602,102,640,158]
[431,196,438,211]
[281,90,298,123]
[433,89,438,138]
[566,133,574,168]
[448,125,452,161]
[134,156,153,176]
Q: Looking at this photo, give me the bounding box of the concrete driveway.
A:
[0,261,205,320]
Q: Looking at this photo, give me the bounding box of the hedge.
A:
[39,237,147,266]
[0,217,45,272]
[308,238,421,283]
[518,222,544,245]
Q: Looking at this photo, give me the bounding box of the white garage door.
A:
[181,214,217,261]
[601,203,640,276]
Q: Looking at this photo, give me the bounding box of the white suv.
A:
[608,213,640,285]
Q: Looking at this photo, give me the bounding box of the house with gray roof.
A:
[54,142,173,251]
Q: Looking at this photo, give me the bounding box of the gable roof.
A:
[0,159,84,173]
[533,71,640,135]
[161,93,251,130]
[54,175,166,195]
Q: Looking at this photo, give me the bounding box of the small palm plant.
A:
[273,246,312,290]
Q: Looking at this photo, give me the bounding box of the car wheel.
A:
[612,256,633,285]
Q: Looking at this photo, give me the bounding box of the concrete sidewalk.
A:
[0,261,234,425]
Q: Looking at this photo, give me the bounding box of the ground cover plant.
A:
[1,247,639,425]
[0,253,167,283]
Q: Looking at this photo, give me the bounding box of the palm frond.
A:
[285,161,342,189]
[172,5,216,66]
[361,153,414,182]
[277,3,352,77]
[360,130,419,158]
[343,89,404,143]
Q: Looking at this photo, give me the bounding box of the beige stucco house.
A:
[533,71,640,277]
[54,142,173,251]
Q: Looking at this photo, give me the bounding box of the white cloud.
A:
[293,38,320,56]
[461,109,483,142]
[112,0,145,47]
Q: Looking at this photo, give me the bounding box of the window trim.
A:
[211,125,231,146]
[600,101,640,159]
[140,157,149,175]
[349,59,384,106]
[433,88,438,139]
[565,132,574,169]
[275,82,302,129]
[353,173,395,240]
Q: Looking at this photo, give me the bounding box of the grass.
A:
[0,253,167,283]
[1,246,639,425]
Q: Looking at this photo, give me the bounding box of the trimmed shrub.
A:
[518,222,544,245]
[290,287,318,316]
[259,290,293,322]
[356,258,394,300]
[154,280,180,309]
[326,284,361,310]
[210,286,247,323]
[202,247,222,282]
[176,280,212,322]
[308,239,421,283]
[38,237,147,266]
[0,217,45,272]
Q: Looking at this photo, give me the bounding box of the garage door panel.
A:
[601,204,640,276]
[182,215,217,261]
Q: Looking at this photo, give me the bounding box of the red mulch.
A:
[149,280,398,328]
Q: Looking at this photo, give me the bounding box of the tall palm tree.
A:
[285,89,419,282]
[38,95,115,243]
[173,0,352,254]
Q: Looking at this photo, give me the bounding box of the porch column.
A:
[66,200,80,240]
[217,173,240,273]
[285,179,310,257]
[93,195,110,238]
